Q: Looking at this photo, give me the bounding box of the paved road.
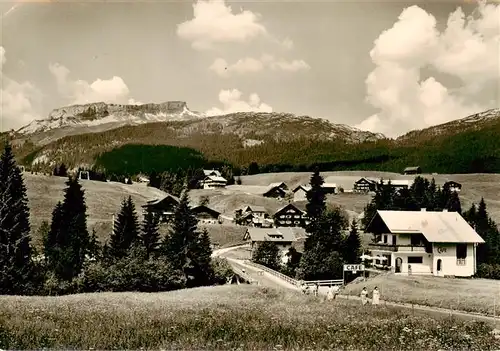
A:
[216,249,500,327]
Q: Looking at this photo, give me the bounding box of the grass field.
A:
[342,274,500,316]
[0,285,498,350]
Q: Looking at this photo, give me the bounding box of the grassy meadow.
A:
[0,285,498,350]
[342,274,500,316]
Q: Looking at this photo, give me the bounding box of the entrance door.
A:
[437,259,442,276]
[395,257,402,273]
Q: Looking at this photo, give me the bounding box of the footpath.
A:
[215,247,500,327]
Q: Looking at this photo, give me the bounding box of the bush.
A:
[477,263,500,279]
[210,257,234,285]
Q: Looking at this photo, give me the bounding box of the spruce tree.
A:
[47,177,90,281]
[0,142,35,294]
[141,207,160,259]
[305,168,326,228]
[88,228,101,260]
[344,219,361,264]
[446,191,462,213]
[187,228,213,286]
[252,241,281,271]
[109,196,140,259]
[163,190,198,270]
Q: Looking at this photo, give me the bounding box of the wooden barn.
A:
[142,194,180,223]
[403,166,422,175]
[191,205,222,224]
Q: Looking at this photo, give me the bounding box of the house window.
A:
[383,235,388,244]
[408,256,423,264]
[456,244,467,259]
[410,234,424,246]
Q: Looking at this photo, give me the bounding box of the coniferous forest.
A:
[0,143,233,296]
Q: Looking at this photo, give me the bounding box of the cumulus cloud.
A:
[206,89,273,116]
[0,46,42,131]
[177,0,268,50]
[356,1,500,137]
[49,62,132,105]
[209,54,310,77]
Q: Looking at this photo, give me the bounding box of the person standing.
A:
[326,285,334,301]
[332,285,340,299]
[360,287,368,305]
[313,283,319,297]
[372,287,380,305]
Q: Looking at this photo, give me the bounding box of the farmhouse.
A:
[292,183,337,201]
[443,181,462,192]
[235,205,272,227]
[273,203,309,227]
[190,205,221,224]
[142,194,180,222]
[353,177,377,193]
[202,170,227,189]
[263,183,288,199]
[243,227,298,263]
[292,185,311,202]
[403,166,422,175]
[366,209,485,277]
[376,179,412,191]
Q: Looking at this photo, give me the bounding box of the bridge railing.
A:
[244,260,344,288]
[244,260,301,287]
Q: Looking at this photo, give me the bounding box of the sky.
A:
[0,0,498,137]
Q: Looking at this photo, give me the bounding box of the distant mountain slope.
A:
[397,108,500,145]
[16,101,204,145]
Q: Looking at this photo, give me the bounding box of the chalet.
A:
[235,205,272,227]
[263,184,287,199]
[375,179,412,191]
[202,170,227,189]
[292,183,337,202]
[243,227,298,263]
[443,181,462,193]
[403,166,422,175]
[190,205,221,224]
[273,203,309,227]
[366,209,484,277]
[353,178,377,193]
[292,185,311,202]
[142,194,180,222]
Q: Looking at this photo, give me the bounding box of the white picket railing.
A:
[244,260,344,288]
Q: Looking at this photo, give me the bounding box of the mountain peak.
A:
[16,100,204,136]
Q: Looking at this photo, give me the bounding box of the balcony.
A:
[369,243,428,253]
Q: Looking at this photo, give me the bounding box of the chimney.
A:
[421,208,426,212]
[443,209,448,212]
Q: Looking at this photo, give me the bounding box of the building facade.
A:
[366,209,484,277]
[142,194,180,223]
[273,203,309,227]
[243,227,298,263]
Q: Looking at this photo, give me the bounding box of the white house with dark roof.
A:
[243,227,299,263]
[202,169,227,189]
[366,209,485,277]
[235,205,272,227]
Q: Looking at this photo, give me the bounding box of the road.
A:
[215,247,500,327]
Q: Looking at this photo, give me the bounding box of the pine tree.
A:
[88,228,101,260]
[141,207,160,259]
[163,190,198,270]
[252,241,281,271]
[186,228,213,286]
[109,196,140,259]
[344,219,361,264]
[47,177,90,281]
[446,191,462,213]
[0,142,35,294]
[305,168,326,227]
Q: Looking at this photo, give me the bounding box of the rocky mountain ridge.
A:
[16,101,204,143]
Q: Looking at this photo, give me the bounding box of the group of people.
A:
[299,282,380,306]
[360,286,380,305]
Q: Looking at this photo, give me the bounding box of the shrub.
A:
[477,263,500,279]
[210,257,234,284]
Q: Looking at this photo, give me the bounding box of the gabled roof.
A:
[242,205,267,213]
[355,177,377,185]
[263,186,287,196]
[274,203,305,215]
[404,166,421,171]
[203,169,222,177]
[373,179,412,187]
[205,175,227,182]
[190,205,221,217]
[243,227,298,243]
[143,194,180,207]
[292,184,312,193]
[268,182,288,189]
[367,210,485,244]
[322,183,337,188]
